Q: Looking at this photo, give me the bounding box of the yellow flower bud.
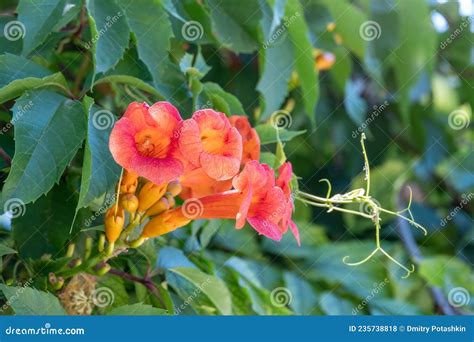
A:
[121,194,139,214]
[120,170,139,194]
[146,197,169,216]
[166,180,182,197]
[142,210,191,238]
[138,181,167,212]
[105,207,125,243]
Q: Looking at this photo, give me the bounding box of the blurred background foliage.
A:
[0,0,472,315]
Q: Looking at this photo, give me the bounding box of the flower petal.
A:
[247,217,283,241]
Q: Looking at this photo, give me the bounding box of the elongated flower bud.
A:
[121,194,139,214]
[166,181,182,197]
[142,210,191,238]
[120,170,139,194]
[138,181,167,212]
[105,207,125,244]
[146,197,169,217]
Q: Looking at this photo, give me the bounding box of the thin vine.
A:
[297,133,427,278]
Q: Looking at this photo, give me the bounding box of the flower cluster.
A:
[107,102,299,245]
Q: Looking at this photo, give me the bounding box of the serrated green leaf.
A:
[1,90,86,207]
[86,0,130,74]
[0,284,66,315]
[95,75,162,98]
[165,0,216,44]
[207,0,261,53]
[77,97,120,209]
[17,0,68,56]
[198,82,246,115]
[12,182,79,259]
[117,0,187,103]
[0,54,69,103]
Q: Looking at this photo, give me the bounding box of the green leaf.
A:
[322,0,367,58]
[419,256,474,289]
[319,292,354,315]
[283,271,318,315]
[344,78,367,126]
[257,0,293,119]
[1,90,86,207]
[285,0,318,123]
[165,0,216,44]
[77,97,121,209]
[117,0,187,102]
[96,275,129,309]
[0,284,66,315]
[157,246,196,270]
[167,267,232,315]
[107,303,168,315]
[199,82,246,115]
[394,0,436,122]
[12,182,79,259]
[206,0,261,53]
[86,0,130,74]
[0,17,23,55]
[0,244,17,257]
[0,54,69,103]
[255,124,306,144]
[17,0,68,56]
[95,75,162,98]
